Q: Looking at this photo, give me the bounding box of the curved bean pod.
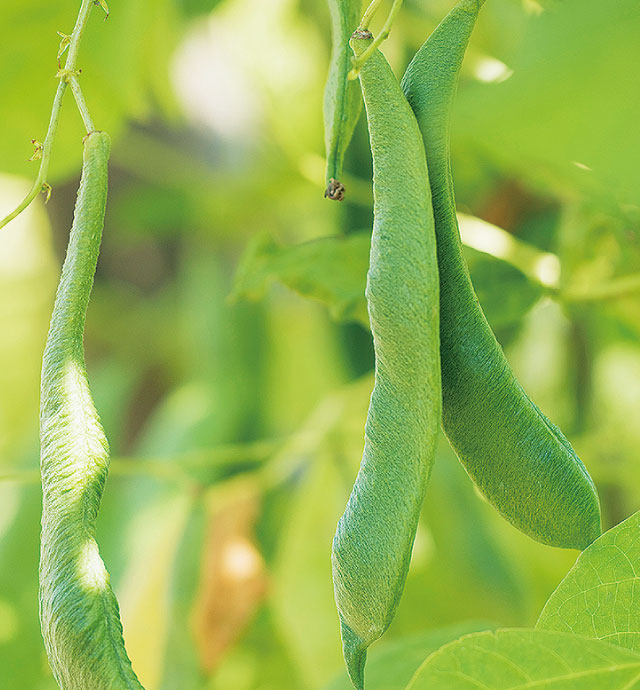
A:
[332,31,441,690]
[401,0,601,550]
[39,131,145,690]
[324,0,363,201]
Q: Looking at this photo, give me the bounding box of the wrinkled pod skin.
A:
[39,131,145,690]
[324,0,363,200]
[401,0,601,550]
[331,32,441,690]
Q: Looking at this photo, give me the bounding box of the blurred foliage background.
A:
[1,0,640,688]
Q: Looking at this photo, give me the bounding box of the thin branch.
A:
[0,0,97,230]
[348,0,405,80]
[359,0,386,29]
[68,75,95,133]
[560,274,640,304]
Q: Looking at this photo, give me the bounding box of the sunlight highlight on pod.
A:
[77,540,109,592]
[62,359,107,461]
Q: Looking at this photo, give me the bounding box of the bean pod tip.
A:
[325,178,346,201]
[341,621,367,690]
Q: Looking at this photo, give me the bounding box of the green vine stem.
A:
[560,273,640,304]
[68,75,96,133]
[348,0,404,80]
[0,0,99,231]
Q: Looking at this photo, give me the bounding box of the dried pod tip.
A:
[325,178,346,201]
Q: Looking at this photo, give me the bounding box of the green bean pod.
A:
[323,0,363,200]
[331,32,441,690]
[401,0,601,550]
[39,131,145,690]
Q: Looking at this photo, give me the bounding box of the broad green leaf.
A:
[271,446,348,688]
[231,232,370,326]
[407,629,640,690]
[537,511,640,651]
[270,378,371,689]
[113,489,192,688]
[232,230,543,331]
[158,495,208,690]
[324,622,495,690]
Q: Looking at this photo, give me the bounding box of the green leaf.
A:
[464,246,543,329]
[537,511,640,651]
[158,495,208,690]
[406,629,640,689]
[324,622,496,690]
[270,378,372,689]
[232,231,543,331]
[231,232,370,326]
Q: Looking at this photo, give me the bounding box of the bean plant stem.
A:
[0,0,97,230]
[359,0,385,29]
[69,75,96,133]
[348,0,404,80]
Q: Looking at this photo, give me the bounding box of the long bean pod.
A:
[39,131,145,690]
[401,0,601,550]
[324,0,363,200]
[332,31,441,690]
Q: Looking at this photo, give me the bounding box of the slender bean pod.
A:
[324,0,363,201]
[401,0,601,550]
[332,31,441,690]
[39,131,145,690]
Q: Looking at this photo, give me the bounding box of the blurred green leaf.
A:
[270,446,348,689]
[159,495,208,690]
[537,510,640,650]
[408,629,640,689]
[456,0,640,207]
[269,378,372,689]
[175,0,225,18]
[464,245,543,328]
[232,232,370,325]
[233,231,543,331]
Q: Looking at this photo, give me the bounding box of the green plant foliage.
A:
[537,510,640,650]
[158,495,208,690]
[455,0,640,207]
[175,0,225,18]
[232,232,543,331]
[407,629,640,689]
[463,246,543,329]
[231,233,370,326]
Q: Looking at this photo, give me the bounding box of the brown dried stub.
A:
[324,178,346,201]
